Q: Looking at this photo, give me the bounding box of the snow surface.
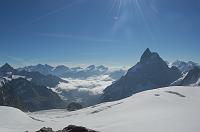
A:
[11,75,25,80]
[1,86,200,132]
[196,78,200,86]
[0,106,40,132]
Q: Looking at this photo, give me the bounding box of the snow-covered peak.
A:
[96,65,108,72]
[54,65,70,71]
[19,64,54,75]
[171,60,200,73]
[85,65,96,71]
[70,67,83,71]
[53,65,70,75]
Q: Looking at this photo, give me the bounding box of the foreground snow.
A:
[1,86,200,132]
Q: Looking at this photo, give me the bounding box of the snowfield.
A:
[1,86,200,132]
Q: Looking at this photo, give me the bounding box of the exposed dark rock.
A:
[109,69,126,80]
[171,67,200,86]
[36,127,53,132]
[0,78,65,112]
[181,67,200,86]
[0,63,67,88]
[165,91,186,98]
[67,102,83,111]
[0,63,16,77]
[61,125,98,132]
[17,70,68,88]
[34,125,98,132]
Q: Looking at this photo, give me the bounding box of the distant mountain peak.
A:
[0,63,15,72]
[87,65,96,70]
[2,63,12,67]
[35,64,53,68]
[140,48,152,61]
[171,60,200,73]
[55,65,69,69]
[140,48,161,64]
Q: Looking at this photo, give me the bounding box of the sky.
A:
[0,0,200,68]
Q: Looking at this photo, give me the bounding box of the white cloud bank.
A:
[57,75,114,95]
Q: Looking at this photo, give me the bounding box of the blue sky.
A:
[0,0,200,67]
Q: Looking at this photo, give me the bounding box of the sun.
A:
[109,0,158,39]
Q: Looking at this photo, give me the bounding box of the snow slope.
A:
[1,86,200,132]
[0,106,40,132]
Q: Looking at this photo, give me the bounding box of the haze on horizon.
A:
[0,0,200,67]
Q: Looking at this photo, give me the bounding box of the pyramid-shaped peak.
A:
[142,48,152,57]
[1,63,13,69]
[140,48,153,61]
[140,48,163,63]
[0,63,15,72]
[144,48,151,53]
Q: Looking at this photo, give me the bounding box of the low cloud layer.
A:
[57,75,114,94]
[52,75,114,107]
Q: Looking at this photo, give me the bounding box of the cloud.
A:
[54,75,114,106]
[31,0,87,23]
[56,75,114,95]
[39,33,114,43]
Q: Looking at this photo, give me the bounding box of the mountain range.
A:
[0,63,67,88]
[170,60,200,73]
[0,78,65,112]
[18,64,126,80]
[0,63,126,111]
[0,48,200,112]
[0,63,67,111]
